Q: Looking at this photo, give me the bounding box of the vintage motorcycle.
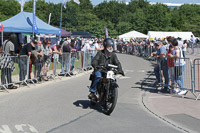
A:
[89,64,122,115]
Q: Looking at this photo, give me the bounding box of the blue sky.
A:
[18,0,200,5]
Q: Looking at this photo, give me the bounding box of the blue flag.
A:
[104,27,109,38]
[33,0,38,33]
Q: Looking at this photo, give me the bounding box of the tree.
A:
[79,0,93,13]
[0,0,20,21]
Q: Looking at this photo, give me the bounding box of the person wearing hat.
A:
[152,41,169,93]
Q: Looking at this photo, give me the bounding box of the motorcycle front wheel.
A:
[101,87,118,115]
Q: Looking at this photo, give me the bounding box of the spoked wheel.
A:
[101,87,118,115]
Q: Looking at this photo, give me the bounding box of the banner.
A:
[33,0,38,33]
[104,27,109,38]
[48,13,52,25]
[63,0,67,9]
[21,0,24,12]
[0,24,3,31]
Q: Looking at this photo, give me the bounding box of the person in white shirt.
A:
[177,37,183,49]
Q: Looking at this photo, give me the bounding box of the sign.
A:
[33,0,38,33]
[0,24,3,31]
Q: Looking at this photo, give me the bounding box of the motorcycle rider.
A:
[88,38,125,99]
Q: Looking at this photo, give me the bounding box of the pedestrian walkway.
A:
[144,90,200,133]
[142,53,200,133]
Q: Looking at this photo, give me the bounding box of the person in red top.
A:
[167,45,175,89]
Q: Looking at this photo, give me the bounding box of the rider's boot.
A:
[88,92,96,100]
[88,92,94,99]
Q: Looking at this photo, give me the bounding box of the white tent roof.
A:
[147,31,195,40]
[118,30,148,39]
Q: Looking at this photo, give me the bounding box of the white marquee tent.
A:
[118,30,148,39]
[147,31,195,40]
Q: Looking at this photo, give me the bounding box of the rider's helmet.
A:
[103,38,114,52]
[103,38,114,48]
[103,38,114,53]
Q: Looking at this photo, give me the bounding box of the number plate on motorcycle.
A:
[107,71,115,79]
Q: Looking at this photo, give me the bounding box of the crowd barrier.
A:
[193,58,200,100]
[0,55,30,91]
[0,51,96,92]
[157,57,193,94]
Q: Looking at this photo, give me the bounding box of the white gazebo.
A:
[118,30,148,40]
[147,31,195,40]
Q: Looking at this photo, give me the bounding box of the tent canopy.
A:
[148,31,194,40]
[71,31,95,38]
[0,12,60,35]
[118,30,148,39]
[60,29,71,37]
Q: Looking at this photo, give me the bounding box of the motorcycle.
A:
[89,64,122,115]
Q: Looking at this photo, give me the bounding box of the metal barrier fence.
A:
[159,57,193,92]
[116,44,153,58]
[0,50,97,92]
[140,54,200,100]
[193,58,200,100]
[0,55,30,91]
[82,51,97,70]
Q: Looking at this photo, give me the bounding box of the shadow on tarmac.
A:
[73,100,103,113]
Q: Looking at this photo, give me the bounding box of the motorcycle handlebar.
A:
[95,65,125,76]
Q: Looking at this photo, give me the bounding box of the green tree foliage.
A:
[0,0,200,37]
[0,0,20,21]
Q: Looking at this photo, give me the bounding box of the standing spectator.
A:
[19,39,37,81]
[170,39,187,95]
[89,41,96,63]
[95,40,104,51]
[152,41,169,93]
[165,36,173,51]
[190,35,195,54]
[61,40,70,74]
[41,40,52,81]
[75,38,82,61]
[167,45,175,90]
[0,34,18,89]
[51,42,62,75]
[65,39,77,74]
[29,40,37,80]
[33,40,44,81]
[177,37,183,50]
[182,40,187,58]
